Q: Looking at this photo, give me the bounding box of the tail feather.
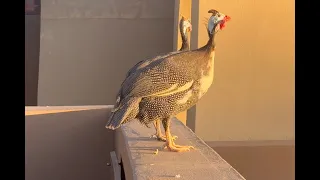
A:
[106,97,141,130]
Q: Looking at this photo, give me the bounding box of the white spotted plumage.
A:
[106,9,230,130]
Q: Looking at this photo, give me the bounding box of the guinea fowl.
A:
[106,9,231,152]
[113,16,192,142]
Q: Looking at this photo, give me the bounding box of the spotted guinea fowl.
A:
[106,9,231,152]
[114,16,192,142]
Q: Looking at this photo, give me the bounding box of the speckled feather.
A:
[107,49,212,129]
[135,51,212,125]
[114,17,191,108]
[106,11,226,129]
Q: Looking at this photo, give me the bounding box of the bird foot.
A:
[163,143,194,152]
[153,149,159,155]
[151,134,178,142]
[172,135,178,140]
[156,135,167,142]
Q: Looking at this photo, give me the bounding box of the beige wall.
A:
[25,15,40,106]
[38,0,174,106]
[190,0,295,141]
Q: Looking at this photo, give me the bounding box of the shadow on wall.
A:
[25,14,40,106]
[25,109,115,180]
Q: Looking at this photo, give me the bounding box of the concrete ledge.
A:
[25,105,113,116]
[110,151,121,180]
[25,105,112,111]
[25,106,115,180]
[115,118,246,180]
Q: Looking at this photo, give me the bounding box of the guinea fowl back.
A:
[110,48,211,128]
[106,9,231,153]
[114,17,192,107]
[108,17,193,129]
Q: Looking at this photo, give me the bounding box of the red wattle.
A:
[225,15,231,21]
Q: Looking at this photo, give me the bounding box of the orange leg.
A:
[152,120,166,141]
[152,120,178,142]
[162,118,194,152]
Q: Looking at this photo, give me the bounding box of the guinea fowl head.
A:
[180,16,192,35]
[207,9,231,35]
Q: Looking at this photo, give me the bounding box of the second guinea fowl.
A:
[106,9,231,152]
[113,16,192,142]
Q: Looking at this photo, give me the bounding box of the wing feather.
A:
[121,54,195,99]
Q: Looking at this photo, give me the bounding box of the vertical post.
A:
[173,0,191,125]
[188,0,214,133]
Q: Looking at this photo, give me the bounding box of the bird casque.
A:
[114,16,192,142]
[106,9,231,152]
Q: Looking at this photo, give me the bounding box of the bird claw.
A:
[153,149,159,155]
[150,134,157,138]
[151,134,167,142]
[163,143,195,152]
[151,134,178,142]
[172,135,178,140]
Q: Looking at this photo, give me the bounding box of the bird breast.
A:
[175,52,216,105]
[198,52,215,98]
